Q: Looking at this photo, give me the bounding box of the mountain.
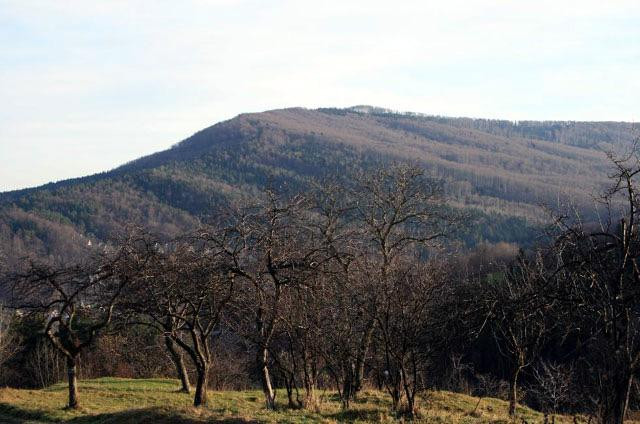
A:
[0,106,636,265]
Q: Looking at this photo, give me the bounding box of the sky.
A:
[1,0,639,192]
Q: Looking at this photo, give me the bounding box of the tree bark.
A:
[300,351,317,409]
[164,335,191,393]
[402,368,416,417]
[302,368,316,409]
[341,361,355,408]
[508,367,521,417]
[258,347,276,409]
[285,381,296,409]
[390,387,401,412]
[388,369,402,412]
[623,373,633,423]
[353,321,374,396]
[193,365,209,407]
[303,381,316,409]
[66,356,79,409]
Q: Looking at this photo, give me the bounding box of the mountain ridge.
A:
[0,106,636,265]
[2,106,635,199]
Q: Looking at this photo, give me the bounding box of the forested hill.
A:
[0,106,635,264]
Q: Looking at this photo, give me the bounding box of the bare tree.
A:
[345,164,465,401]
[24,337,65,389]
[271,276,328,409]
[169,240,237,407]
[486,252,552,417]
[470,373,504,416]
[374,261,449,416]
[5,239,138,408]
[116,234,193,394]
[529,360,574,424]
[215,188,321,410]
[121,232,237,407]
[298,179,365,409]
[549,147,640,424]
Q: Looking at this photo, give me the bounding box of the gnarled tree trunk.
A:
[66,356,79,409]
[302,360,317,409]
[508,367,521,417]
[258,347,276,409]
[341,361,355,408]
[193,364,209,407]
[353,322,374,397]
[164,335,191,393]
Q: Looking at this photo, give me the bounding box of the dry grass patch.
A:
[0,378,632,423]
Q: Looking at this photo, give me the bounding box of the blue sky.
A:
[1,0,639,191]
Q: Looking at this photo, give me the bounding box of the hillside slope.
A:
[0,377,592,423]
[0,107,635,264]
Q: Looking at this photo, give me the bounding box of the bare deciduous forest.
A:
[2,142,640,423]
[1,108,636,269]
[3,0,640,419]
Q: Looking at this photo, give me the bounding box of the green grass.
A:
[0,377,593,423]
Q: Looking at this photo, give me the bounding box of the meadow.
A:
[0,377,590,424]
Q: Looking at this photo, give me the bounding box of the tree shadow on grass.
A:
[67,408,261,424]
[327,408,384,423]
[0,403,261,424]
[0,402,51,423]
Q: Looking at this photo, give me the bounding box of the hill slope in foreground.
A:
[0,377,602,423]
[0,106,636,264]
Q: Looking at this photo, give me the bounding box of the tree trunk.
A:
[341,361,355,408]
[375,369,384,391]
[301,354,317,409]
[193,365,209,407]
[282,370,298,409]
[402,369,416,417]
[303,371,316,410]
[353,322,374,396]
[623,373,633,422]
[341,376,352,409]
[258,348,276,409]
[601,373,633,424]
[388,369,402,412]
[405,392,416,417]
[66,356,79,409]
[285,381,296,409]
[508,367,521,417]
[390,387,401,412]
[164,335,191,393]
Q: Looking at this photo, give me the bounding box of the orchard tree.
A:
[121,232,238,407]
[346,164,466,398]
[217,189,322,410]
[550,148,640,424]
[374,261,449,416]
[486,252,552,417]
[5,235,143,409]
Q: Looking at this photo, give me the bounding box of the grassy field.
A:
[0,377,587,423]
